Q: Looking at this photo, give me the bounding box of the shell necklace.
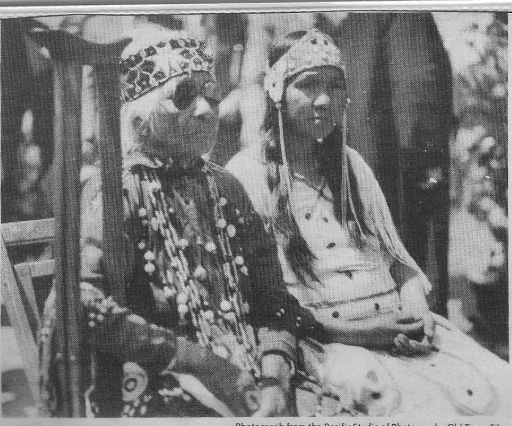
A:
[135,164,260,377]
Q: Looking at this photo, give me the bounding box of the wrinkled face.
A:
[146,71,220,161]
[284,66,346,140]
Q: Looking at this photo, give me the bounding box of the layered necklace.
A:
[134,164,260,377]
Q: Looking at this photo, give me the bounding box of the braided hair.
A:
[263,30,372,285]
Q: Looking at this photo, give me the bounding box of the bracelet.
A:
[261,350,296,376]
[258,376,284,390]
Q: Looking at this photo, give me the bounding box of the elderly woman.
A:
[227,29,512,416]
[39,27,320,418]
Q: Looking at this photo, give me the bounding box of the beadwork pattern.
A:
[134,165,260,378]
[264,29,346,104]
[119,37,214,103]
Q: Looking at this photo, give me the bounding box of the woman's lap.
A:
[299,315,511,416]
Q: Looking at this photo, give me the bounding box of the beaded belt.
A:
[304,289,400,323]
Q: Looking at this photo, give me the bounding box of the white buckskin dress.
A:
[227,145,512,417]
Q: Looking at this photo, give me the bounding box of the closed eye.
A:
[294,75,319,91]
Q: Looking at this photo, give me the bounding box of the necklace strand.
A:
[136,165,260,377]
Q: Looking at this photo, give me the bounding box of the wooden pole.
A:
[53,61,83,417]
[28,22,132,416]
[94,64,126,305]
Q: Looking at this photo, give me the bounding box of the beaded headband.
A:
[119,37,214,103]
[264,29,346,104]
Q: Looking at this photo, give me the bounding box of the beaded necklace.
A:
[134,164,260,378]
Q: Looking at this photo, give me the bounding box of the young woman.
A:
[39,27,320,418]
[227,29,512,417]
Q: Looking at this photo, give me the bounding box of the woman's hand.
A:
[252,353,292,416]
[325,310,425,348]
[252,382,289,417]
[393,310,436,356]
[364,311,427,347]
[395,274,436,355]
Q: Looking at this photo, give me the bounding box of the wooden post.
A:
[28,22,132,416]
[94,64,127,305]
[53,60,83,417]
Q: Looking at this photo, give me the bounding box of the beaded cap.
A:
[264,29,346,104]
[119,37,214,103]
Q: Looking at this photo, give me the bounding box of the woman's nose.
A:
[313,92,330,109]
[193,96,213,118]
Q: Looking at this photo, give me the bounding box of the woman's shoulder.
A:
[225,149,272,217]
[347,146,379,182]
[206,161,244,191]
[205,161,253,209]
[226,148,267,179]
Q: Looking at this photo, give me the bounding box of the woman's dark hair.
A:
[263,30,371,285]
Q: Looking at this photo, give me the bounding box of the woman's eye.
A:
[295,81,317,94]
[173,79,197,110]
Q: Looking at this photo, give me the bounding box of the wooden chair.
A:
[1,218,55,405]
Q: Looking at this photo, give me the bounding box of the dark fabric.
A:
[42,158,323,417]
[319,13,453,314]
[209,166,324,341]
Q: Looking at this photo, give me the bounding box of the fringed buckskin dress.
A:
[227,145,512,417]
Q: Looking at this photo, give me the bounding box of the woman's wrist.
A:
[260,352,293,390]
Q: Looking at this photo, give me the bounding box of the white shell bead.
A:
[144,251,155,261]
[193,266,207,281]
[224,312,236,322]
[164,286,175,298]
[144,263,155,274]
[220,300,232,312]
[227,225,236,238]
[177,292,188,305]
[204,310,214,322]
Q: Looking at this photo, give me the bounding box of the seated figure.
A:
[227,29,512,417]
[39,26,319,418]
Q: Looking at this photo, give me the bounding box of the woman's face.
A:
[146,71,220,162]
[284,66,346,141]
